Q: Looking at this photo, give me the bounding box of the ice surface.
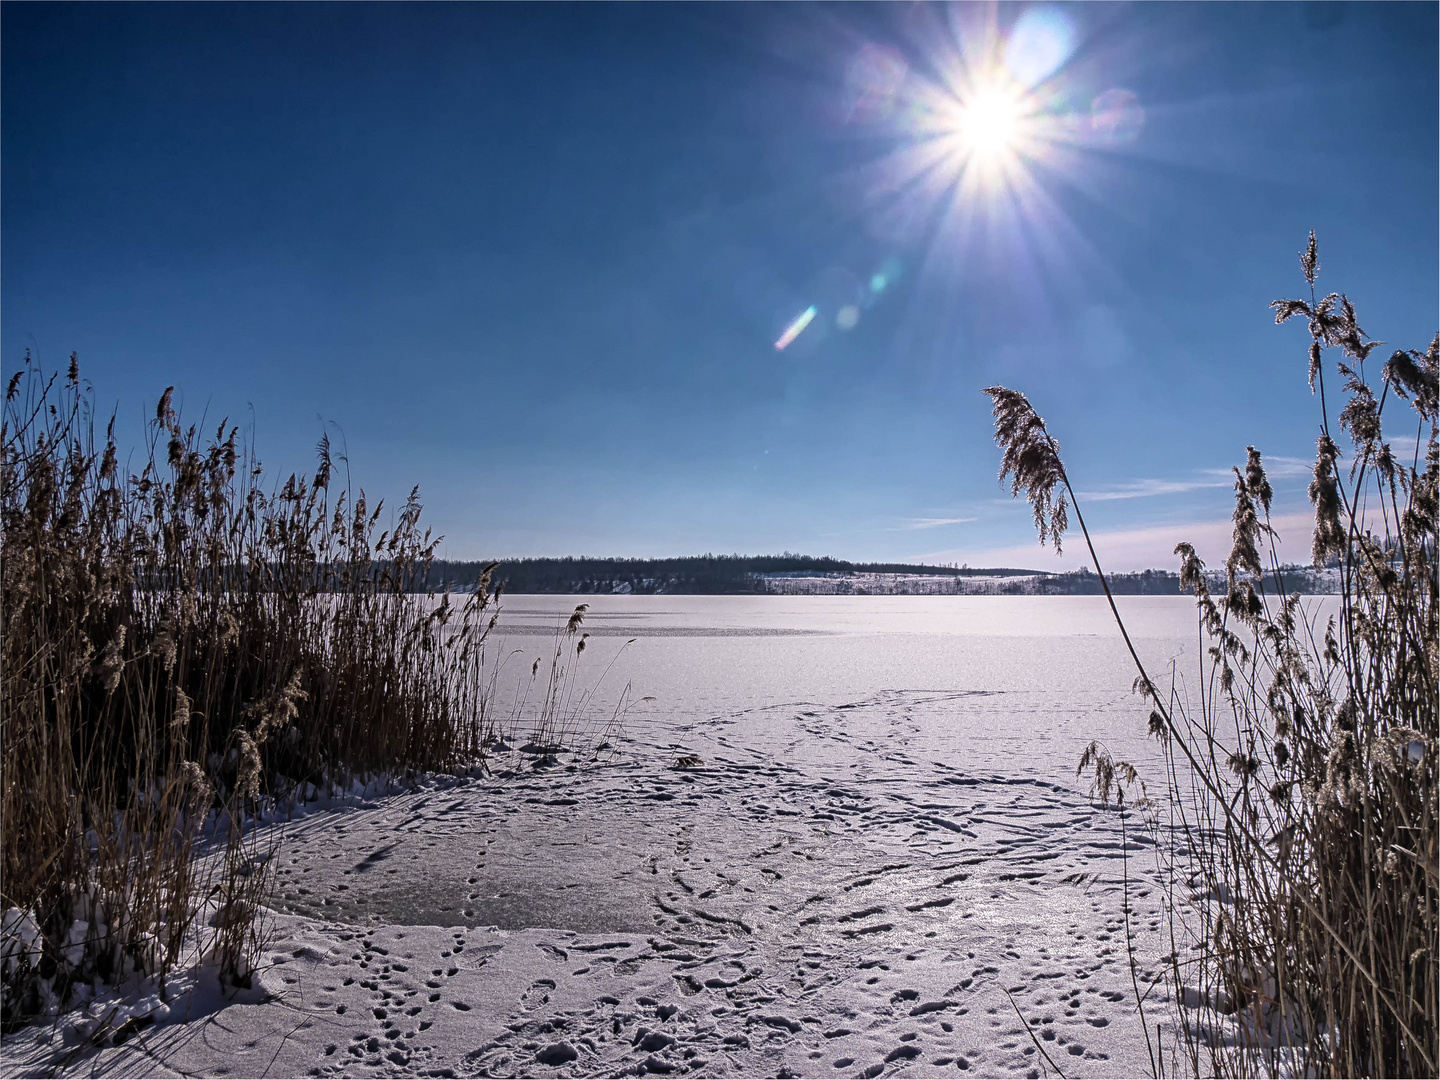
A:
[10,596,1336,1077]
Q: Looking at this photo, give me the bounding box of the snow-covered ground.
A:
[6,596,1240,1079]
[5,699,1170,1078]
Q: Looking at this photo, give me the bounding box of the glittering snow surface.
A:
[7,596,1215,1079]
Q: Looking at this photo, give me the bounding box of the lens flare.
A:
[846,43,909,123]
[1090,88,1145,144]
[1004,7,1076,88]
[774,306,817,351]
[836,305,859,330]
[844,4,1154,347]
[862,5,1148,233]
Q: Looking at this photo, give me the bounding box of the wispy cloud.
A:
[1077,455,1320,502]
[1249,455,1314,480]
[1076,478,1231,501]
[920,511,1318,573]
[1383,433,1426,465]
[1258,439,1427,476]
[891,517,977,531]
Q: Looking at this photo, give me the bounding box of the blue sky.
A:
[4,2,1435,570]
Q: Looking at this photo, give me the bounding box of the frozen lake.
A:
[16,594,1339,1078]
[487,594,1221,778]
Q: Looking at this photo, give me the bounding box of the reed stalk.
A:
[1,359,509,1028]
[985,233,1437,1076]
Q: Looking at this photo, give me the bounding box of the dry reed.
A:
[1,358,509,1029]
[986,232,1437,1076]
[486,603,643,767]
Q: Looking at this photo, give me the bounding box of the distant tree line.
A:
[1036,567,1181,595]
[408,555,1340,596]
[1034,565,1338,596]
[423,554,1045,595]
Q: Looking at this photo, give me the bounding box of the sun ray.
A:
[827,2,1167,354]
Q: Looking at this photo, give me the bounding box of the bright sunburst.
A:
[886,63,1055,212]
[819,5,1153,344]
[955,81,1026,163]
[849,0,1151,276]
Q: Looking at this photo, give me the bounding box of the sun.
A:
[956,82,1025,163]
[912,74,1036,184]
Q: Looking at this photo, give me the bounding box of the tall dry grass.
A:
[986,233,1436,1076]
[1,357,506,1028]
[486,602,642,767]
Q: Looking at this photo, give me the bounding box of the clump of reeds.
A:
[0,358,507,1028]
[486,603,641,767]
[501,601,642,771]
[985,232,1437,1077]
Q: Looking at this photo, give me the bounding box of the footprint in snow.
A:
[521,979,556,1010]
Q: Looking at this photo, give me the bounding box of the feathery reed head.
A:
[982,386,1069,553]
[1301,229,1319,287]
[1173,541,1206,594]
[1383,338,1438,423]
[1243,446,1273,515]
[1308,433,1345,568]
[1076,740,1143,806]
[1226,449,1272,590]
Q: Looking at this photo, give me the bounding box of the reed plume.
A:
[988,233,1437,1077]
[0,358,515,1027]
[982,387,1069,553]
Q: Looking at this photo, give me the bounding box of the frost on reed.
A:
[985,234,1437,1077]
[1,359,504,1028]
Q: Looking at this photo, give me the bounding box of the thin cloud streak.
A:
[1077,478,1232,502]
[921,511,1318,573]
[1077,455,1319,502]
[891,516,978,531]
[1382,434,1426,466]
[1244,456,1315,480]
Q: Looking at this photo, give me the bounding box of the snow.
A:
[5,596,1230,1078]
[1,909,44,981]
[4,695,1173,1078]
